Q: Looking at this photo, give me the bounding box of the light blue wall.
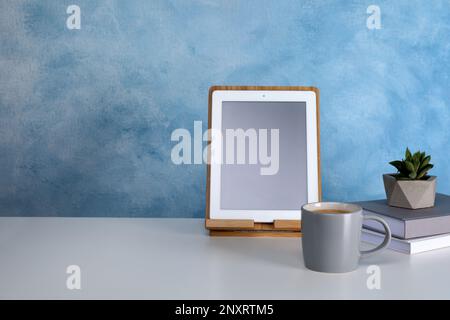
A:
[0,0,449,217]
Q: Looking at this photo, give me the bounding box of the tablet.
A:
[207,87,321,223]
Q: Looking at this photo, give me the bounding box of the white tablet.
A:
[207,87,321,223]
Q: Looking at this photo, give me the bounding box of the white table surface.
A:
[0,217,449,299]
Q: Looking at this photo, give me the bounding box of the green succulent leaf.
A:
[413,161,419,172]
[405,160,415,173]
[417,164,434,179]
[389,160,404,172]
[405,147,412,160]
[412,151,421,167]
[409,171,417,179]
[420,152,426,161]
[416,171,426,180]
[419,156,431,170]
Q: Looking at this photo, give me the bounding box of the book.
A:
[362,229,450,255]
[355,193,450,239]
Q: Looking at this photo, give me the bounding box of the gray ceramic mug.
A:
[301,202,391,273]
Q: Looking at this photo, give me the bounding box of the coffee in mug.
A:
[301,202,391,273]
[313,209,351,214]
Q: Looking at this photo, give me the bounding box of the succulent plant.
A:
[389,148,434,180]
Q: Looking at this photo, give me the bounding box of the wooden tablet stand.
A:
[205,218,302,237]
[205,86,321,237]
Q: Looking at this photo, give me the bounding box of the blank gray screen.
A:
[220,101,307,210]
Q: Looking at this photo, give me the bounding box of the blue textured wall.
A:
[0,0,449,217]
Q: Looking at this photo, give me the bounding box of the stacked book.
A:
[355,193,450,254]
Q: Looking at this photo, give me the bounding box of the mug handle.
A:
[360,216,392,257]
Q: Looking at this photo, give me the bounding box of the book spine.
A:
[406,216,450,239]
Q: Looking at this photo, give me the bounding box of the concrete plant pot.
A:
[383,174,437,209]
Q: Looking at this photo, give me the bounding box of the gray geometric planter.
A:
[383,174,437,210]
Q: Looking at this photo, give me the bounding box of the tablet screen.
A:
[220,101,308,210]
